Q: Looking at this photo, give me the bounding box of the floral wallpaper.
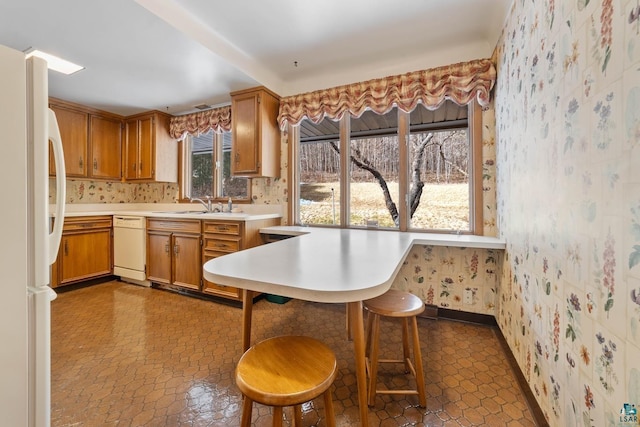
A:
[494,0,640,425]
[393,246,502,316]
[252,134,289,224]
[50,179,179,204]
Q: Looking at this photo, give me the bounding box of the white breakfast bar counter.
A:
[203,226,505,426]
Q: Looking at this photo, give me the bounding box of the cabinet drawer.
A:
[63,216,112,231]
[202,281,242,299]
[203,237,241,253]
[202,221,241,236]
[203,249,237,259]
[147,218,200,233]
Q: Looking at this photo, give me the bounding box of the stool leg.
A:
[323,389,336,427]
[272,406,284,427]
[401,317,411,373]
[292,405,302,426]
[367,313,381,406]
[365,310,374,359]
[240,396,253,427]
[411,316,427,407]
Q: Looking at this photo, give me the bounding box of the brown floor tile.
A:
[51,281,539,426]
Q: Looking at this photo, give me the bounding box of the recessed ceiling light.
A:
[194,104,212,110]
[25,49,84,75]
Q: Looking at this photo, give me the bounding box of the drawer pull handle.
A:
[79,157,83,169]
[93,159,97,170]
[64,240,68,256]
[165,243,170,253]
[174,245,179,254]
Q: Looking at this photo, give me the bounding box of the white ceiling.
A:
[0,0,511,116]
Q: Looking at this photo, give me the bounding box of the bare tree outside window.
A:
[297,101,471,231]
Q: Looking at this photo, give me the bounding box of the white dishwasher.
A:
[113,216,149,286]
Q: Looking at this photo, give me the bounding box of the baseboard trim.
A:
[493,325,549,426]
[420,305,498,326]
[419,304,548,427]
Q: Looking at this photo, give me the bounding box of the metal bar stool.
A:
[364,289,426,407]
[235,335,338,427]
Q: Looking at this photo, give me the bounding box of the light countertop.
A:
[203,226,505,303]
[54,203,283,221]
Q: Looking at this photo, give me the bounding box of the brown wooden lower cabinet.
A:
[202,220,244,300]
[201,217,280,301]
[53,216,113,288]
[146,218,201,291]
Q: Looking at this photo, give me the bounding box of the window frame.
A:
[290,100,483,234]
[179,131,251,203]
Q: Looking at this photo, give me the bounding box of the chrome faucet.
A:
[190,196,213,212]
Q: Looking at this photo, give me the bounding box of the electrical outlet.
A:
[463,289,473,304]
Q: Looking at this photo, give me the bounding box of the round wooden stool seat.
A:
[364,288,426,318]
[364,289,426,407]
[235,335,338,427]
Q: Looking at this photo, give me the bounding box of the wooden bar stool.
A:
[364,289,426,407]
[235,335,338,427]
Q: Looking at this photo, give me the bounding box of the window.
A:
[295,101,479,233]
[183,130,249,201]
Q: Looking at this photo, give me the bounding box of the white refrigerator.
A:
[0,44,66,426]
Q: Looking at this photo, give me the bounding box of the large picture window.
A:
[295,101,478,233]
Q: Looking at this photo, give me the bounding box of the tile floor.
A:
[51,281,538,426]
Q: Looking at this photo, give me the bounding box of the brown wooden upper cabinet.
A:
[90,115,122,180]
[49,98,122,180]
[230,86,280,178]
[49,103,88,177]
[124,111,177,182]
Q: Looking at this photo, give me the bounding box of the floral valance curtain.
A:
[169,105,231,139]
[277,58,496,129]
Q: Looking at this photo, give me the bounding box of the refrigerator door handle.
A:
[48,108,65,265]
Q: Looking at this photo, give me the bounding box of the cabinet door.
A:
[147,230,172,284]
[172,233,201,290]
[231,92,259,175]
[124,118,139,180]
[124,116,154,180]
[90,115,122,179]
[50,105,88,177]
[137,116,154,179]
[59,230,111,285]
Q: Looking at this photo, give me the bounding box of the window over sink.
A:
[182,129,250,201]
